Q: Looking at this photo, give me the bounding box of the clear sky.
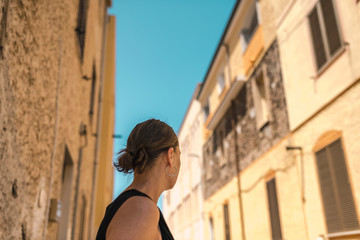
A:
[108,0,236,206]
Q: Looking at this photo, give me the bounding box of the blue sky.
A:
[108,0,236,205]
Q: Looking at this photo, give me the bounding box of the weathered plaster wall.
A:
[203,40,290,199]
[0,0,111,239]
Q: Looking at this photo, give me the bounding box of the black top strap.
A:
[95,189,174,240]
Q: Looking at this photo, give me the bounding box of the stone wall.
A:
[203,40,290,199]
[0,0,111,239]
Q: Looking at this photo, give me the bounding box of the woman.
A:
[96,119,180,240]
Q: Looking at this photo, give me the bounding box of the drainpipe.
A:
[231,100,246,240]
[223,42,247,240]
[88,6,109,239]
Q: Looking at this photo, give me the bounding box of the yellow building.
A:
[0,0,116,239]
[92,14,116,240]
[276,0,360,239]
[197,0,360,240]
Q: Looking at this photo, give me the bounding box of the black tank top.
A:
[96,189,174,240]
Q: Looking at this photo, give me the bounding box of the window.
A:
[309,0,342,71]
[266,178,282,240]
[57,147,74,240]
[219,130,224,154]
[217,71,226,95]
[212,132,217,154]
[89,63,96,118]
[252,67,271,130]
[76,0,89,60]
[205,147,213,180]
[223,203,231,240]
[79,196,87,240]
[240,1,259,53]
[209,216,215,240]
[0,0,9,59]
[204,98,210,122]
[315,139,359,234]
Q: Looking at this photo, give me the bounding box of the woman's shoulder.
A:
[106,194,160,240]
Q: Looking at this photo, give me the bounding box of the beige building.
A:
[163,84,206,240]
[0,0,116,239]
[196,0,360,240]
[276,0,360,239]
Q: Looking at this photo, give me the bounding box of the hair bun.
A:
[133,147,149,173]
[114,149,134,173]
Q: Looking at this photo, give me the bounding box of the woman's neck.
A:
[126,171,165,204]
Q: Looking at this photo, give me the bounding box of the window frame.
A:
[203,98,210,122]
[308,0,345,75]
[240,0,261,53]
[313,135,360,236]
[217,69,226,95]
[266,177,283,240]
[223,202,231,240]
[251,64,272,130]
[76,0,89,61]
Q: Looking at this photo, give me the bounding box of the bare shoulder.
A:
[106,196,160,240]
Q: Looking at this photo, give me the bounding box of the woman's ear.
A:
[166,147,175,166]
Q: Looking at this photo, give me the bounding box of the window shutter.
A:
[309,8,327,69]
[320,0,342,56]
[223,203,231,240]
[328,140,359,231]
[316,139,359,233]
[89,63,96,116]
[267,178,282,240]
[316,148,341,233]
[76,0,88,59]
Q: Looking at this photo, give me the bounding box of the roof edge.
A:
[197,0,241,100]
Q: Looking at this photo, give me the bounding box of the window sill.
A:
[327,229,360,239]
[256,119,270,132]
[312,43,348,79]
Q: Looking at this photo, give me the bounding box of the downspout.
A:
[42,39,63,240]
[88,6,109,239]
[223,42,246,240]
[231,100,246,240]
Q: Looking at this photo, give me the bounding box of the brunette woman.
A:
[96,119,180,240]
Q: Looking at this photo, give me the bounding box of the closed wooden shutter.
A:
[315,139,359,233]
[76,0,89,59]
[320,0,342,56]
[309,7,327,70]
[267,178,282,240]
[223,203,231,240]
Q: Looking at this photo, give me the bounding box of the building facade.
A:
[0,0,115,239]
[196,0,360,240]
[197,0,293,239]
[163,84,206,240]
[276,0,360,239]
